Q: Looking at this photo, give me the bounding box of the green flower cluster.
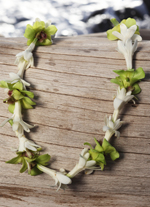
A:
[111,67,145,95]
[84,138,119,170]
[107,17,140,40]
[24,20,57,46]
[0,80,36,114]
[6,150,51,176]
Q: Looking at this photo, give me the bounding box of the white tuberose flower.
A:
[18,135,41,152]
[117,39,137,69]
[0,101,34,132]
[112,23,142,69]
[112,23,142,43]
[67,148,97,178]
[15,42,35,70]
[5,72,30,89]
[37,164,72,191]
[114,87,134,110]
[103,115,123,141]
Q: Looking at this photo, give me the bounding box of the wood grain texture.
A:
[0,33,150,207]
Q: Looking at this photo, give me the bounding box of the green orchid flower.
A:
[107,18,140,41]
[111,67,145,95]
[84,138,119,170]
[0,80,36,113]
[24,18,57,46]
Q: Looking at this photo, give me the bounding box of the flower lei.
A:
[0,18,145,191]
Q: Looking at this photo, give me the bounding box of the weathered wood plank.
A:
[0,64,150,104]
[0,34,150,206]
[0,184,150,207]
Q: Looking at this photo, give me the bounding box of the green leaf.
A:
[33,21,45,32]
[20,158,28,173]
[27,39,33,46]
[110,18,119,26]
[8,104,15,113]
[21,99,32,109]
[84,142,93,148]
[45,25,57,37]
[94,138,104,153]
[89,149,99,160]
[36,154,51,166]
[102,139,111,151]
[122,18,136,29]
[110,150,120,161]
[37,147,42,152]
[89,149,105,164]
[98,162,105,171]
[9,119,13,126]
[110,77,123,87]
[132,83,141,95]
[107,25,120,41]
[130,67,145,85]
[24,157,37,163]
[22,90,34,98]
[104,145,115,154]
[6,155,22,164]
[102,139,120,161]
[13,82,23,91]
[24,24,36,39]
[0,81,8,88]
[13,89,24,100]
[96,153,106,164]
[23,97,36,106]
[111,68,145,90]
[30,166,43,176]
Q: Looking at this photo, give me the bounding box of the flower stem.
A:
[13,101,22,118]
[112,109,119,122]
[104,131,115,142]
[17,66,26,78]
[125,52,132,70]
[67,165,83,178]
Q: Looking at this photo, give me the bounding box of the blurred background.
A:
[0,0,150,37]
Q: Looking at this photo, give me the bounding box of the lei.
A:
[0,17,145,191]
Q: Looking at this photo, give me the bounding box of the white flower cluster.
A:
[112,23,142,70]
[0,27,38,151]
[103,23,141,142]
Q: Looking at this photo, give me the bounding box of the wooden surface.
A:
[0,33,150,207]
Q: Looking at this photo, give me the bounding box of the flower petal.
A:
[112,31,123,40]
[124,95,134,103]
[9,73,20,81]
[117,40,125,54]
[16,51,24,57]
[78,155,86,167]
[19,120,34,132]
[45,20,51,28]
[56,172,72,185]
[120,23,128,36]
[84,152,90,161]
[132,34,142,42]
[84,169,93,175]
[0,117,12,127]
[25,142,37,151]
[114,98,124,110]
[80,148,88,156]
[103,126,109,132]
[24,51,32,61]
[86,160,96,167]
[12,122,19,131]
